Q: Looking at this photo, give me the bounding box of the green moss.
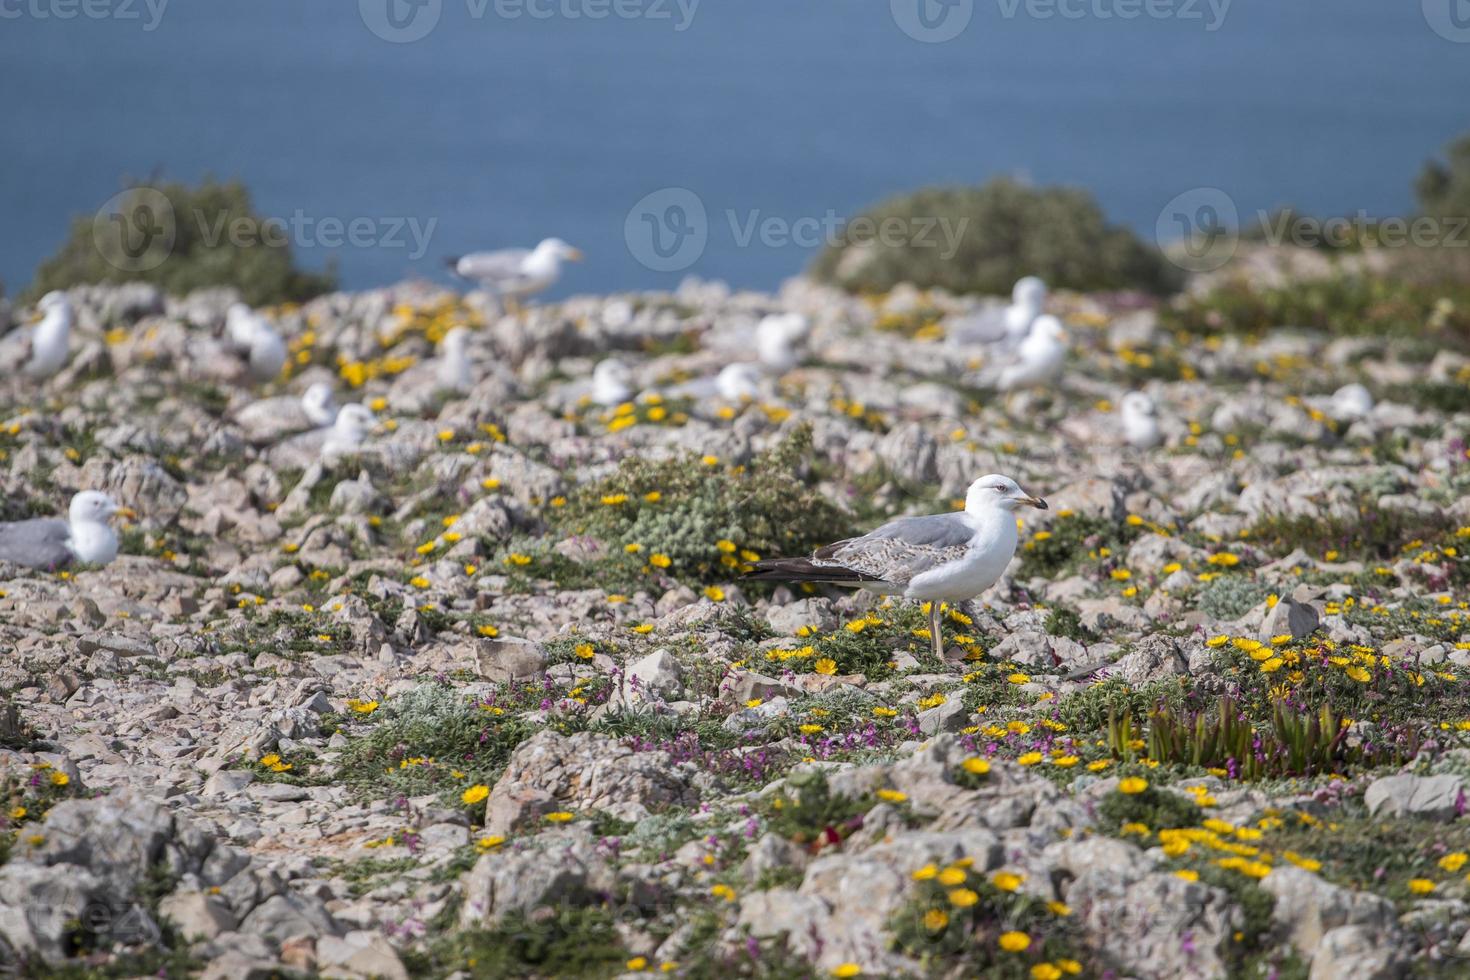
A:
[1095,784,1202,836]
[402,906,628,979]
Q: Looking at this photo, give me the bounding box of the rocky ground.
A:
[1,262,1469,979]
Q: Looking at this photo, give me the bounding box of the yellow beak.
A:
[114,507,138,520]
[566,248,584,262]
[1023,496,1048,510]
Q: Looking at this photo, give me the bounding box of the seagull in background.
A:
[755,312,810,373]
[1120,391,1163,449]
[0,490,135,570]
[1330,383,1374,423]
[322,404,377,462]
[225,303,287,383]
[447,238,583,314]
[301,382,339,428]
[949,276,1047,347]
[997,315,1068,391]
[437,327,474,394]
[591,358,634,407]
[2,291,72,379]
[746,475,1047,660]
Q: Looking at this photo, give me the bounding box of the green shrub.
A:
[809,178,1182,297]
[1416,132,1470,222]
[542,424,854,589]
[29,178,336,305]
[1162,270,1470,349]
[1197,577,1271,622]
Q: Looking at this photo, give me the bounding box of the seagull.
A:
[437,327,473,394]
[301,382,339,428]
[1120,391,1163,449]
[1330,383,1374,422]
[591,358,634,407]
[322,404,377,462]
[745,474,1047,659]
[2,291,72,379]
[996,315,1068,391]
[949,276,1047,347]
[225,303,287,383]
[715,362,763,402]
[755,313,810,373]
[0,490,135,570]
[446,238,583,313]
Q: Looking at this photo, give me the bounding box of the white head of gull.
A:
[755,312,810,373]
[998,315,1068,391]
[322,404,376,461]
[437,327,474,393]
[1120,391,1163,449]
[591,358,634,407]
[1330,383,1374,422]
[301,382,338,427]
[715,363,763,402]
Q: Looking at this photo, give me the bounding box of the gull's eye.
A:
[993,485,1005,493]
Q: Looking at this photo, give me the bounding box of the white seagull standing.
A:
[755,312,810,373]
[4,291,73,379]
[0,490,135,570]
[437,327,474,394]
[591,358,634,407]
[322,404,377,462]
[746,474,1047,659]
[997,315,1068,391]
[447,238,583,313]
[1120,391,1163,449]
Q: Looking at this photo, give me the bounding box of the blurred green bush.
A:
[809,178,1182,297]
[28,178,336,305]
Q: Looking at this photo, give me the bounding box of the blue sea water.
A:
[2,0,1468,298]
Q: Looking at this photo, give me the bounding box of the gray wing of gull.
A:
[456,250,530,285]
[0,518,72,570]
[814,514,974,586]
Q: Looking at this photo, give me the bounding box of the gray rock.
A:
[158,888,237,941]
[1261,865,1395,957]
[1364,773,1465,821]
[1308,924,1406,980]
[316,929,410,980]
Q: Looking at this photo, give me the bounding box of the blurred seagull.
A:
[716,362,763,402]
[1120,391,1163,449]
[591,358,634,407]
[322,404,377,462]
[746,475,1047,660]
[1330,383,1374,422]
[0,490,134,570]
[2,291,72,379]
[755,312,810,373]
[301,382,339,428]
[996,315,1068,391]
[437,327,474,394]
[949,276,1047,347]
[447,238,583,313]
[225,303,287,383]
